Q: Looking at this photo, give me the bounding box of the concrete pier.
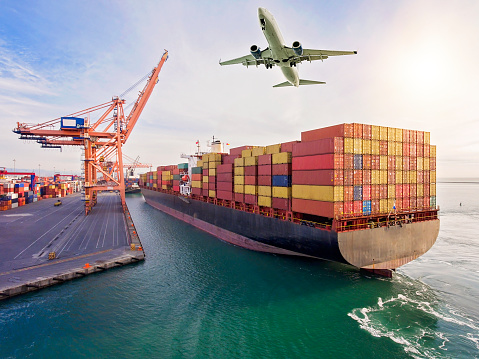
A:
[0,192,144,300]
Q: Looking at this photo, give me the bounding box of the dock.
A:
[0,192,144,300]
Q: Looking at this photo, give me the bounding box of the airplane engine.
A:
[292,41,303,56]
[250,45,262,59]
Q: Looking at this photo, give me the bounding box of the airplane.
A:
[220,7,357,87]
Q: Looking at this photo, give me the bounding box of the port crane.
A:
[13,51,168,214]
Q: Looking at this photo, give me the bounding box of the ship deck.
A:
[0,192,144,300]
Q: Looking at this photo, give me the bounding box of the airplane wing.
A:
[284,47,357,62]
[220,48,273,67]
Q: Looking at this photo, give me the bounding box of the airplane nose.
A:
[258,7,266,16]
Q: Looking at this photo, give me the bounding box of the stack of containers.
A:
[216,162,234,200]
[291,136,345,217]
[172,167,181,192]
[161,167,173,190]
[208,153,222,198]
[243,147,263,205]
[257,152,272,207]
[191,160,203,196]
[272,151,293,210]
[234,156,245,203]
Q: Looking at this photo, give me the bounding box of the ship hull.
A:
[141,188,439,273]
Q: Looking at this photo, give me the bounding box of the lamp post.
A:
[13,159,16,172]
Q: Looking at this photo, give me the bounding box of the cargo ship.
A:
[139,124,439,277]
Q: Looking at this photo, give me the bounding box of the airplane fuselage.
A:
[258,8,300,86]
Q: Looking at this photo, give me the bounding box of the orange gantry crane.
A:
[13,50,168,214]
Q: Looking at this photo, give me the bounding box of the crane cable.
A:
[119,69,154,99]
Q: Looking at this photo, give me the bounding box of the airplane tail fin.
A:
[273,79,326,88]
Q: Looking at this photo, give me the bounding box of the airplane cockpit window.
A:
[260,18,266,30]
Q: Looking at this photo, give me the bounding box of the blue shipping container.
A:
[354,185,363,201]
[354,154,363,170]
[272,175,291,187]
[363,200,372,215]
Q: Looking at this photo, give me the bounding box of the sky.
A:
[1,0,478,179]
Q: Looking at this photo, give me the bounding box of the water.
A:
[1,183,478,358]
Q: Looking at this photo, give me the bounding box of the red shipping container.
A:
[379,141,388,155]
[363,155,372,169]
[410,130,417,143]
[272,163,291,176]
[417,171,424,183]
[363,185,371,200]
[258,154,272,165]
[371,185,380,200]
[396,184,403,198]
[388,170,396,183]
[222,155,241,164]
[258,176,272,186]
[234,193,244,202]
[380,184,387,199]
[353,123,363,138]
[395,198,403,211]
[217,164,233,173]
[272,197,290,211]
[424,171,430,183]
[301,123,353,142]
[403,184,410,198]
[173,169,180,175]
[292,169,343,186]
[344,201,354,217]
[344,154,354,169]
[424,183,430,197]
[292,137,343,157]
[172,185,180,192]
[216,182,233,191]
[244,194,257,205]
[372,200,380,214]
[202,189,209,197]
[403,156,410,171]
[217,190,233,201]
[353,170,362,185]
[244,166,257,176]
[417,144,424,157]
[208,176,216,183]
[410,157,417,170]
[424,196,430,209]
[403,142,410,156]
[292,154,343,171]
[292,198,343,218]
[281,140,300,152]
[388,156,396,170]
[402,197,410,210]
[363,124,372,139]
[371,155,380,170]
[203,169,208,176]
[202,183,208,190]
[430,157,436,171]
[353,201,362,215]
[258,165,272,176]
[217,173,233,182]
[230,145,253,156]
[416,197,423,209]
[244,176,257,185]
[191,187,202,196]
[410,184,417,197]
[363,170,371,185]
[208,182,216,190]
[344,186,354,201]
[417,131,424,144]
[410,143,417,157]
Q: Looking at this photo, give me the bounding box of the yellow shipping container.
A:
[344,137,354,154]
[410,170,417,184]
[209,190,216,198]
[191,181,202,188]
[234,184,244,193]
[371,125,380,140]
[208,168,216,176]
[353,138,362,154]
[388,127,396,142]
[395,142,402,156]
[291,185,342,202]
[162,185,167,190]
[153,183,157,188]
[234,166,245,176]
[396,171,403,184]
[209,161,221,169]
[272,152,292,164]
[258,196,272,207]
[424,132,430,145]
[252,147,265,157]
[209,153,222,162]
[380,156,388,170]
[430,183,436,196]
[362,139,371,155]
[234,157,244,167]
[380,170,388,184]
[417,184,424,197]
[388,184,395,199]
[371,170,380,185]
[244,156,258,166]
[388,199,395,212]
[234,176,244,185]
[430,145,436,157]
[266,144,281,154]
[197,160,203,167]
[203,176,209,183]
[257,186,272,197]
[402,171,409,184]
[203,162,209,169]
[380,126,388,141]
[424,157,430,170]
[380,199,388,213]
[244,185,257,195]
[395,156,403,170]
[417,157,423,171]
[431,171,436,182]
[202,153,210,162]
[273,186,293,199]
[388,141,395,156]
[395,128,403,142]
[371,140,380,155]
[242,149,253,158]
